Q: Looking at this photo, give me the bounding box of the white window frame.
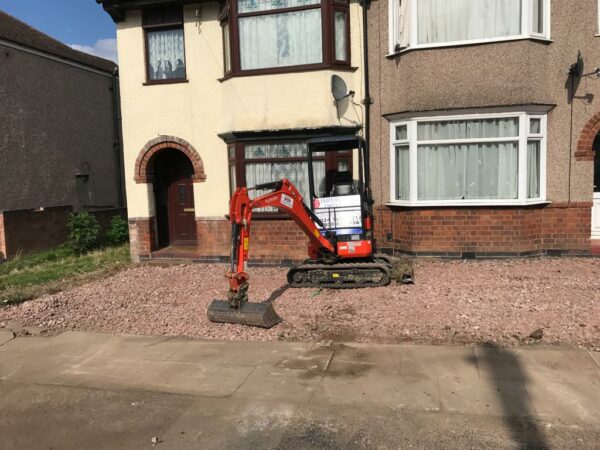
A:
[388,0,551,55]
[389,112,547,207]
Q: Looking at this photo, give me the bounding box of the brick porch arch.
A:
[575,113,600,161]
[134,135,207,183]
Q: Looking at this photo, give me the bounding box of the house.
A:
[99,0,600,263]
[0,11,125,260]
[370,0,600,256]
[97,0,365,262]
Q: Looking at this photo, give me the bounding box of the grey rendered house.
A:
[0,11,125,260]
[369,0,600,256]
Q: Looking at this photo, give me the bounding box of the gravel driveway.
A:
[1,258,599,349]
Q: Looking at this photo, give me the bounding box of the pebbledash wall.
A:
[116,2,365,262]
[368,0,599,257]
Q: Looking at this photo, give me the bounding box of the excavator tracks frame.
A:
[287,255,393,289]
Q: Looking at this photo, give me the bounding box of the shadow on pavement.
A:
[468,343,550,450]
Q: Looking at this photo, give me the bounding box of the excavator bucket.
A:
[207,300,282,328]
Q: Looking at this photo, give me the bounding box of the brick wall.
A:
[128,217,156,262]
[196,218,310,263]
[0,207,127,260]
[374,203,592,257]
[128,203,593,262]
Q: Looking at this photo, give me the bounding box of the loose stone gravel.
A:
[1,258,599,349]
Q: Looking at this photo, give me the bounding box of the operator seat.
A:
[330,171,356,196]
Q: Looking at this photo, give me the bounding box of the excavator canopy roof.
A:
[307,135,364,153]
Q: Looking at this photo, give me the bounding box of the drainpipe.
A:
[111,66,125,209]
[359,0,372,165]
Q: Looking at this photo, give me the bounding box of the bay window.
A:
[390,113,546,205]
[143,6,187,83]
[389,0,550,53]
[220,0,350,76]
[228,140,352,214]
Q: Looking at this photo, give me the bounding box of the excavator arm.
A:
[227,178,335,307]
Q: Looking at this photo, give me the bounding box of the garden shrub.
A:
[106,215,129,246]
[67,212,100,254]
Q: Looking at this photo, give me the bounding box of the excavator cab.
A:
[307,136,374,260]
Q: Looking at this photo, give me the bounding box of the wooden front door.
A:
[154,150,197,246]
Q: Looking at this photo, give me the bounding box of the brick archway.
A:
[134,135,207,183]
[576,113,600,161]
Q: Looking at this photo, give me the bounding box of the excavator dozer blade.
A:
[207,300,282,328]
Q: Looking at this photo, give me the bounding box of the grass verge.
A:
[0,245,131,306]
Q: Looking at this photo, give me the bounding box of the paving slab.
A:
[400,345,479,380]
[0,330,14,346]
[318,359,440,411]
[167,340,333,368]
[590,351,600,370]
[439,378,532,417]
[234,365,323,403]
[474,347,600,383]
[45,357,255,397]
[527,379,600,425]
[328,343,403,373]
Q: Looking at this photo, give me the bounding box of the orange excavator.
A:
[207,136,408,328]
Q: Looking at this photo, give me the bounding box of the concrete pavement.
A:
[0,331,599,449]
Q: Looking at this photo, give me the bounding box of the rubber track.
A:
[287,260,392,289]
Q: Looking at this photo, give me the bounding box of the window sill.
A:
[143,78,189,86]
[218,64,358,82]
[385,200,550,208]
[385,36,553,58]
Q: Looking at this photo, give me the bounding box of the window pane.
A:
[246,161,325,210]
[395,124,408,141]
[527,140,541,198]
[395,145,409,200]
[229,165,237,194]
[223,23,232,72]
[417,0,521,45]
[239,9,323,70]
[147,29,186,80]
[417,118,519,141]
[334,11,347,61]
[417,142,518,200]
[530,118,541,134]
[531,0,544,34]
[238,0,320,14]
[244,142,308,159]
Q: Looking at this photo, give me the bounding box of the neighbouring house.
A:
[370,0,600,257]
[97,0,364,262]
[0,11,126,260]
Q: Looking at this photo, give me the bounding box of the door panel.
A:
[153,149,197,246]
[167,171,196,244]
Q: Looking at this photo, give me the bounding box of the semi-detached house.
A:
[98,0,600,261]
[371,0,600,257]
[98,0,364,262]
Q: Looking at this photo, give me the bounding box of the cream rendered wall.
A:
[117,2,364,219]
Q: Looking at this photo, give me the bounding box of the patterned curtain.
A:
[147,29,186,80]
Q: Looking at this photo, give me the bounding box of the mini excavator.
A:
[207,135,411,328]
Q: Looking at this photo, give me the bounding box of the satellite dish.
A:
[331,75,349,102]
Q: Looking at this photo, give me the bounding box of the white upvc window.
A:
[388,0,551,54]
[389,113,547,206]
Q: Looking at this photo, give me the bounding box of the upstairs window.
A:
[389,0,550,53]
[221,0,350,76]
[143,6,187,83]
